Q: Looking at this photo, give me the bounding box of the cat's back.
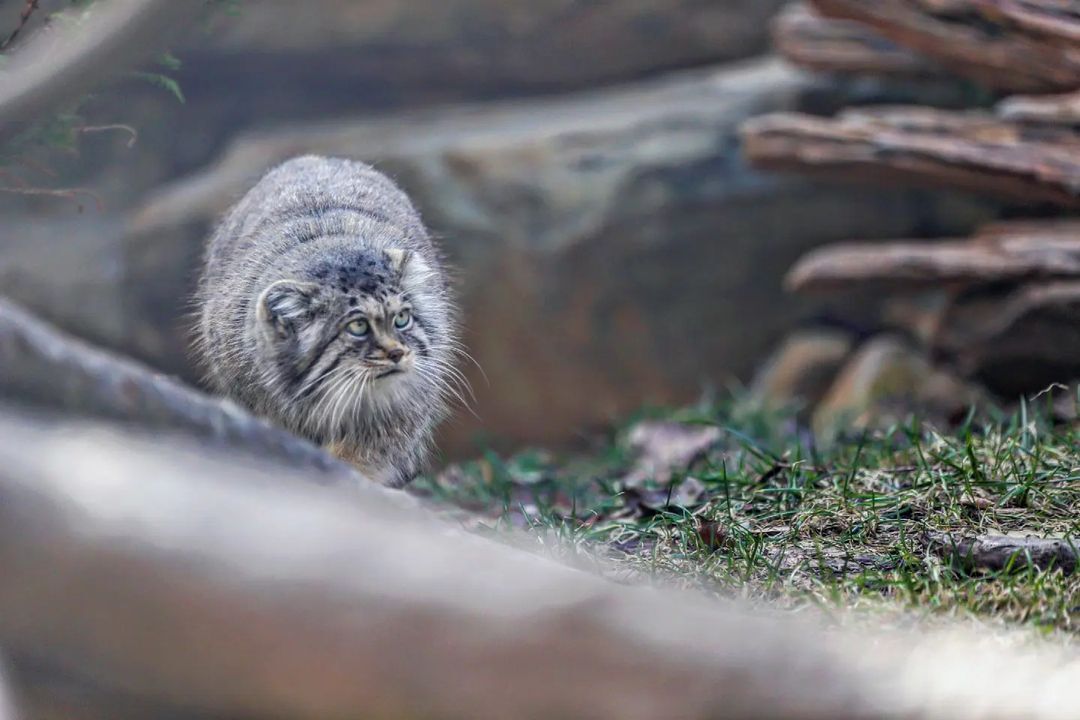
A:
[203,155,431,281]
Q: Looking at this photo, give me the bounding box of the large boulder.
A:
[11,0,788,208]
[7,60,995,452]
[191,0,788,96]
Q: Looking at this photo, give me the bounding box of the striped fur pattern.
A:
[195,156,462,487]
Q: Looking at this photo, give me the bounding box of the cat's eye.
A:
[345,318,369,337]
[394,309,412,329]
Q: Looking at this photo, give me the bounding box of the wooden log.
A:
[929,532,1079,573]
[786,221,1080,293]
[809,0,1080,92]
[1,413,1080,719]
[968,0,1080,48]
[998,90,1080,125]
[0,298,361,485]
[741,107,1080,207]
[773,3,941,77]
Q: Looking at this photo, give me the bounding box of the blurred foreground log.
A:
[0,298,359,484]
[1,414,1080,719]
[808,0,1080,92]
[742,107,1080,207]
[787,221,1080,292]
[774,4,942,77]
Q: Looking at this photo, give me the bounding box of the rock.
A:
[809,0,1080,92]
[812,335,981,437]
[749,328,855,411]
[37,0,789,208]
[189,0,787,97]
[0,297,361,484]
[933,281,1080,396]
[742,107,1080,208]
[785,221,1080,293]
[13,60,996,453]
[881,291,951,346]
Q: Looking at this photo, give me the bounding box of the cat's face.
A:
[256,247,440,423]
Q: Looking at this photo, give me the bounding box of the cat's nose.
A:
[388,348,405,363]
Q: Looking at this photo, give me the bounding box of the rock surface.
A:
[30,0,788,208]
[190,0,787,96]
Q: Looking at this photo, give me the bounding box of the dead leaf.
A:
[623,421,722,488]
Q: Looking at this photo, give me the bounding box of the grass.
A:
[412,394,1080,639]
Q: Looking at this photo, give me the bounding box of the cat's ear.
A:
[257,279,321,339]
[385,248,413,275]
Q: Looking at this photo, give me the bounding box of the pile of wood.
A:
[744,0,1080,425]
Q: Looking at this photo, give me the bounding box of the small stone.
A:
[750,329,854,412]
[813,335,982,439]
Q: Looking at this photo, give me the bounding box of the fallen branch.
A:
[929,532,1079,573]
[0,297,361,484]
[1,414,1079,719]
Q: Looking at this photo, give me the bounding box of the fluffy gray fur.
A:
[195,155,462,487]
